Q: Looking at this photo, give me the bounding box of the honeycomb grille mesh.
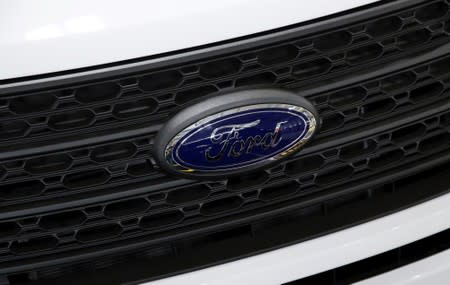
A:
[0,0,449,281]
[0,54,448,207]
[0,109,448,262]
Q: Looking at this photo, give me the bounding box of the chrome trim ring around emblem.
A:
[153,88,320,179]
[165,104,317,173]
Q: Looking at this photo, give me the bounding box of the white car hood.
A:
[0,0,378,80]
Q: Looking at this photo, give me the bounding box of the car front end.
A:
[0,1,449,284]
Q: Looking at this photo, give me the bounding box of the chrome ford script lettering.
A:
[205,120,287,161]
[164,104,317,173]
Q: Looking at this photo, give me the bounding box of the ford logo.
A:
[154,89,319,179]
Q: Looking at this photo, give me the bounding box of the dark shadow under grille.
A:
[0,0,449,284]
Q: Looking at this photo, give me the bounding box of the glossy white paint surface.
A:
[0,0,378,80]
[148,193,450,285]
[356,249,450,285]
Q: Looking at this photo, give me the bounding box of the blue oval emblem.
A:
[164,104,317,173]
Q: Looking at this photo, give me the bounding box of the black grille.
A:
[0,0,449,284]
[0,108,449,263]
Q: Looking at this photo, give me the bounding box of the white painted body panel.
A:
[0,0,378,79]
[356,249,450,285]
[148,193,450,285]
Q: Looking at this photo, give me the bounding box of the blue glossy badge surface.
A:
[165,104,317,172]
